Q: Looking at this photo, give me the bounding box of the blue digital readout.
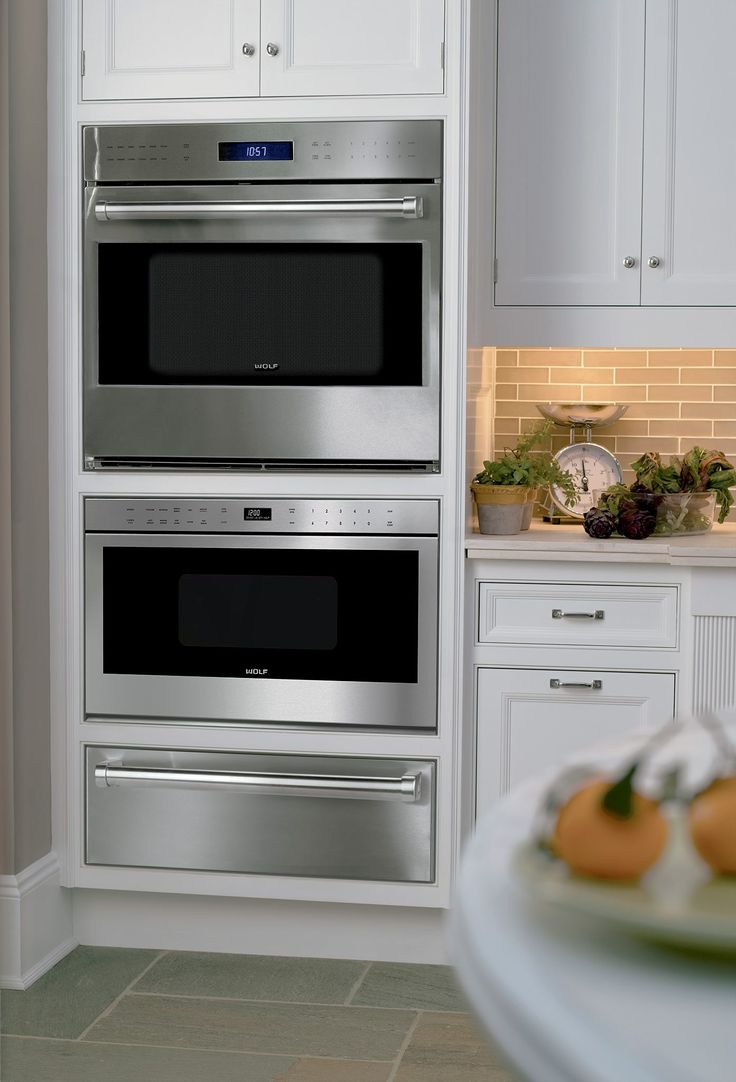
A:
[219,141,294,162]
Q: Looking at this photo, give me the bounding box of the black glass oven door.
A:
[97,243,423,388]
[101,544,419,683]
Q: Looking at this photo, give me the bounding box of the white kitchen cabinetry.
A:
[641,0,736,305]
[467,561,682,822]
[475,667,676,816]
[493,0,736,312]
[494,0,645,306]
[477,581,679,651]
[81,0,445,101]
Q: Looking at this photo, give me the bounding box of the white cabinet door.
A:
[82,0,260,100]
[475,667,676,818]
[259,0,444,97]
[494,0,645,306]
[82,0,444,101]
[641,0,736,305]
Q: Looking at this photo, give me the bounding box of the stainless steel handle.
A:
[266,42,280,56]
[550,679,603,690]
[622,256,636,268]
[95,197,424,221]
[242,42,255,56]
[552,609,605,620]
[648,256,661,268]
[94,762,421,802]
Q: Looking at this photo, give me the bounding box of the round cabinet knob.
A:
[648,256,661,268]
[242,42,255,56]
[266,42,280,56]
[622,256,636,269]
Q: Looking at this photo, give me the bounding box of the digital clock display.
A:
[243,507,272,521]
[219,141,294,162]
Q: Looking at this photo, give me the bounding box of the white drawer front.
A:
[478,582,679,649]
[475,667,676,816]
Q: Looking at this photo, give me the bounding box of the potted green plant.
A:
[471,422,577,535]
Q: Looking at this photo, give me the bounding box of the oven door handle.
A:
[94,196,424,221]
[94,762,422,802]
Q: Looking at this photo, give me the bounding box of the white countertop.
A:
[466,521,736,566]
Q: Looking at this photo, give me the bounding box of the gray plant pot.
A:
[520,498,534,531]
[477,501,525,535]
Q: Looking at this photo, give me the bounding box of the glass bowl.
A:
[653,491,716,536]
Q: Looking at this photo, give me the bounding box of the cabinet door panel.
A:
[642,0,736,305]
[260,0,444,97]
[494,0,645,306]
[475,668,675,817]
[82,0,260,100]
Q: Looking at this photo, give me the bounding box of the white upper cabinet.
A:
[260,0,445,97]
[492,0,736,313]
[494,0,646,306]
[81,0,445,101]
[81,0,261,100]
[641,0,736,306]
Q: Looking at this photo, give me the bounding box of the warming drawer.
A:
[86,746,436,883]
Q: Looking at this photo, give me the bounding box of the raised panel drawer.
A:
[477,582,679,649]
[475,667,676,815]
[86,746,435,883]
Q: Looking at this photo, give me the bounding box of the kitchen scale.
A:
[535,403,628,522]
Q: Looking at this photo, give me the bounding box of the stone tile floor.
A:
[0,947,517,1081]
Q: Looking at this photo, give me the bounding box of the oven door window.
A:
[102,547,419,682]
[98,243,423,386]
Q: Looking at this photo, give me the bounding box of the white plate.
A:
[513,840,736,954]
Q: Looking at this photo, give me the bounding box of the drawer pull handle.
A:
[552,609,605,620]
[550,679,603,690]
[94,763,421,802]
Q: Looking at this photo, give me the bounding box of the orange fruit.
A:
[688,775,736,875]
[552,778,668,880]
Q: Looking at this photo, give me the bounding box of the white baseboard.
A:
[0,852,76,988]
[74,890,449,964]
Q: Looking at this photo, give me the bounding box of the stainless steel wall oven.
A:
[83,120,442,470]
[84,498,439,730]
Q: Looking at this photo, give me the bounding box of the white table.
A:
[449,773,736,1082]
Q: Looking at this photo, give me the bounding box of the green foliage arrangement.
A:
[630,448,736,524]
[473,421,578,507]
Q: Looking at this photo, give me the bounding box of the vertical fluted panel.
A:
[693,616,736,714]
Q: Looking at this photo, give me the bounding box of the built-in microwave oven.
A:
[82,120,442,471]
[84,498,439,730]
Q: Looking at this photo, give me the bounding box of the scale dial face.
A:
[549,441,623,519]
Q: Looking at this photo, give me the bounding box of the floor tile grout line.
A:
[22,1032,396,1062]
[126,949,170,993]
[123,988,468,1013]
[75,951,168,1042]
[386,1009,423,1082]
[344,961,372,1005]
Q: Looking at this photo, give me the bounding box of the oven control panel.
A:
[83,121,443,184]
[84,499,439,536]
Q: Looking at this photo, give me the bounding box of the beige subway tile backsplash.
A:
[479,347,736,493]
[556,367,613,384]
[647,350,713,366]
[518,383,581,400]
[496,350,518,367]
[583,350,647,367]
[651,385,713,400]
[617,367,678,384]
[518,349,581,366]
